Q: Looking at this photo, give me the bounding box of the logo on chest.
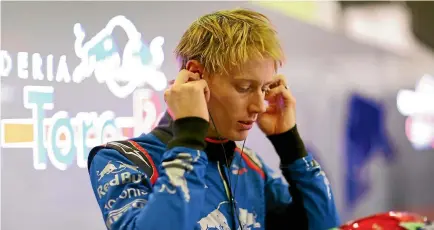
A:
[198,201,261,230]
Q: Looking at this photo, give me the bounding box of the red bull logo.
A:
[98,171,144,199]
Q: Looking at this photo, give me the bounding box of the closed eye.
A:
[236,86,252,93]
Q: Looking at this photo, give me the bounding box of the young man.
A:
[88,8,340,230]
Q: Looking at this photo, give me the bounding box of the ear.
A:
[186,60,204,78]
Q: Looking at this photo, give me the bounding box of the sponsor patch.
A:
[97,166,144,199]
[89,140,159,185]
[104,188,148,210]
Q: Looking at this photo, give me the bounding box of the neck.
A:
[151,111,235,164]
[204,139,236,164]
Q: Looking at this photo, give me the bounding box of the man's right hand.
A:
[164,70,210,122]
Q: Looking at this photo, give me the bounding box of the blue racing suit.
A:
[87,113,340,230]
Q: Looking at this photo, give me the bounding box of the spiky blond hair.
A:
[175,8,284,75]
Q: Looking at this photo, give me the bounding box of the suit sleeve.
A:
[264,125,340,230]
[88,117,209,230]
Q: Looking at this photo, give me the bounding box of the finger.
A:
[186,79,210,101]
[197,79,210,102]
[173,70,190,85]
[265,84,289,101]
[174,70,201,85]
[187,73,201,82]
[269,75,287,89]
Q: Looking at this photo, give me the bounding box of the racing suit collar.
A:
[151,111,236,164]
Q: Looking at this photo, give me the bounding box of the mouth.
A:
[238,121,254,125]
[237,120,255,130]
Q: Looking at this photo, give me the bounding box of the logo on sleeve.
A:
[96,160,144,199]
[97,161,139,181]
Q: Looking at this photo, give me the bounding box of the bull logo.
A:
[198,201,231,230]
[72,15,167,98]
[97,161,118,181]
[96,160,139,181]
[197,201,261,229]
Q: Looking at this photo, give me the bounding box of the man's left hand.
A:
[257,74,296,136]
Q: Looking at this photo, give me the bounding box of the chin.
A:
[225,130,249,141]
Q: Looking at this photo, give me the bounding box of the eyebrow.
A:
[234,78,274,86]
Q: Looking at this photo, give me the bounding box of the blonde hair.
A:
[175,8,284,75]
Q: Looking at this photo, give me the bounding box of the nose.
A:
[248,91,267,114]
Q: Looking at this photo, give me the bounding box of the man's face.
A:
[205,58,276,141]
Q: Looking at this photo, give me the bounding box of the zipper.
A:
[217,161,238,229]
